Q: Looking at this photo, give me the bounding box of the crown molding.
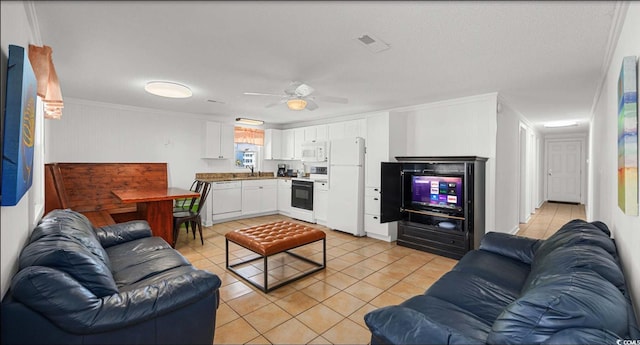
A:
[588,1,629,119]
[23,1,42,46]
[64,97,230,123]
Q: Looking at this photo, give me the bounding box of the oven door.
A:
[291,180,314,210]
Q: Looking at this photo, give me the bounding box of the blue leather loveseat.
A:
[365,219,639,344]
[1,209,221,344]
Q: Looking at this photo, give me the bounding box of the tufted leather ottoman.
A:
[225,221,326,292]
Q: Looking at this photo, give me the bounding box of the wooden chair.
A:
[172,181,211,246]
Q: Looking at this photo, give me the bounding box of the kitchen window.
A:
[234,127,264,170]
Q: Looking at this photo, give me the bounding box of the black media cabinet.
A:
[380,156,487,260]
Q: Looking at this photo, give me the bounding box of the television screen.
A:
[411,175,463,212]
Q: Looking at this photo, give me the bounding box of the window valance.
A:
[234,127,264,145]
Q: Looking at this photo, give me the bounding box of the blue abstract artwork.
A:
[1,45,37,206]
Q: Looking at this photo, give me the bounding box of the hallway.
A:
[517,201,587,240]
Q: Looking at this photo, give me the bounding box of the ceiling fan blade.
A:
[295,83,314,97]
[305,99,319,111]
[315,95,348,104]
[243,92,285,97]
[284,81,303,95]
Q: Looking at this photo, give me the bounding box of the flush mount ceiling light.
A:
[543,120,578,128]
[287,99,307,111]
[235,117,264,126]
[144,81,192,98]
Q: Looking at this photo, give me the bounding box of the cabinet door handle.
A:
[373,216,378,220]
[374,188,379,192]
[373,198,379,201]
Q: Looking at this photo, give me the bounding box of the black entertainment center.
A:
[380,156,487,259]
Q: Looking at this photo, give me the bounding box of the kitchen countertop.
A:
[195,172,306,182]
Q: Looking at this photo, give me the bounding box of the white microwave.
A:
[301,141,328,162]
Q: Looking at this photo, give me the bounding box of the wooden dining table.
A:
[112,187,200,246]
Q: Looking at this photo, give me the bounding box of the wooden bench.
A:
[225,221,326,292]
[45,163,168,227]
[82,211,117,227]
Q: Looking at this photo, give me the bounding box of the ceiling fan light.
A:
[287,99,307,111]
[145,81,192,98]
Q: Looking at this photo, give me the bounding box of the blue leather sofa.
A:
[365,219,639,344]
[1,209,221,344]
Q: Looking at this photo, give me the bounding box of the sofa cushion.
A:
[451,250,531,297]
[19,236,118,297]
[106,237,191,288]
[522,244,626,294]
[533,220,617,261]
[366,295,490,345]
[118,266,200,292]
[425,271,521,323]
[487,270,628,345]
[31,209,112,269]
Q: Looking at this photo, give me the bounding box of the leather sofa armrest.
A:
[9,266,222,334]
[479,232,541,265]
[94,220,153,248]
[364,306,484,345]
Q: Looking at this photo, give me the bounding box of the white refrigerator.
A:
[327,137,365,236]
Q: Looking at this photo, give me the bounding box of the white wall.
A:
[402,93,498,232]
[0,1,43,297]
[495,101,522,233]
[589,2,640,320]
[45,98,236,189]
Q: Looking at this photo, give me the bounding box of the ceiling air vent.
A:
[355,33,390,53]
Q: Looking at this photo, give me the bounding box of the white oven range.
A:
[289,166,328,223]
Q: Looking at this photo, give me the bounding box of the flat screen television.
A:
[409,174,464,214]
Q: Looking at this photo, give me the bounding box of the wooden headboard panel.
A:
[45,162,168,214]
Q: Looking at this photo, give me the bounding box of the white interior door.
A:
[547,140,582,203]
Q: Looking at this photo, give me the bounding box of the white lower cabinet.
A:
[277,179,292,215]
[241,179,277,216]
[313,181,329,224]
[364,187,397,241]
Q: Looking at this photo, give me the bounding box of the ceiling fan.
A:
[243,81,348,111]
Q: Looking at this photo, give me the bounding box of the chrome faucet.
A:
[248,165,255,177]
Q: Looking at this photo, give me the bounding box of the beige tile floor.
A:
[516,201,586,239]
[174,202,585,345]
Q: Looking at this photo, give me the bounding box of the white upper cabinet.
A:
[364,112,406,188]
[264,129,283,160]
[328,122,345,140]
[304,126,317,142]
[282,129,295,160]
[345,119,367,138]
[293,128,305,159]
[315,124,328,141]
[328,119,366,140]
[202,121,234,159]
[365,114,389,187]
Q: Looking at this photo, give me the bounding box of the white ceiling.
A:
[33,1,619,133]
